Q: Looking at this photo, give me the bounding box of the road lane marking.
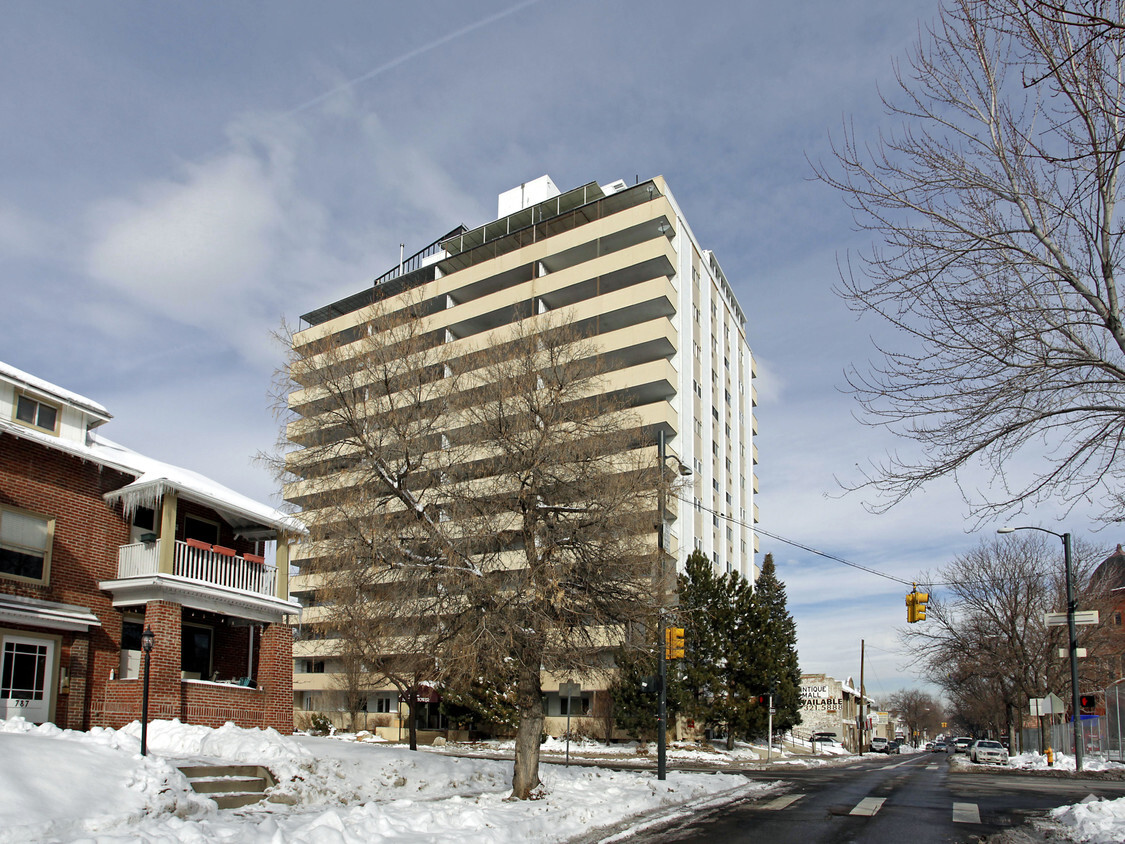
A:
[850,797,886,816]
[952,803,981,824]
[926,764,939,770]
[761,794,804,810]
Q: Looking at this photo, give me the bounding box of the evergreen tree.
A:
[746,554,802,734]
[609,644,683,742]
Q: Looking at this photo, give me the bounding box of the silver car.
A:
[969,739,1008,764]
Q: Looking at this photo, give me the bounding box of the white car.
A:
[969,739,1008,764]
[870,737,889,753]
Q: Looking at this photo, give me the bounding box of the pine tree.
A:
[747,554,802,734]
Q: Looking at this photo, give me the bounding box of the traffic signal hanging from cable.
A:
[906,585,929,623]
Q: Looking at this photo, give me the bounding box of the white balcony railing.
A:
[117,539,278,598]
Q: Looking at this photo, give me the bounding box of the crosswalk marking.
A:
[952,802,981,824]
[850,797,886,816]
[761,794,805,811]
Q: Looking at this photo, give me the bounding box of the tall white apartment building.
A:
[286,175,757,730]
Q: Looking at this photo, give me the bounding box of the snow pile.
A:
[1008,751,1125,772]
[0,718,762,843]
[1049,795,1125,843]
[0,717,213,842]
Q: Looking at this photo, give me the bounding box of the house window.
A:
[1,639,47,700]
[181,624,213,679]
[0,506,54,585]
[14,395,59,434]
[183,515,220,545]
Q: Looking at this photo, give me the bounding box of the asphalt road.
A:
[624,752,1125,843]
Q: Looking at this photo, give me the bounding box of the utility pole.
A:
[859,639,866,753]
[657,430,667,781]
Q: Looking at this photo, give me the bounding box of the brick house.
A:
[0,361,300,733]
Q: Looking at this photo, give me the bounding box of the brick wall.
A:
[2,432,296,734]
[0,432,133,730]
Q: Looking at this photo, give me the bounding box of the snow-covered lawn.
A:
[0,718,769,843]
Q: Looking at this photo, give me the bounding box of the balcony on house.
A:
[116,538,278,598]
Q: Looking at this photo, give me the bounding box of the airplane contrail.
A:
[282,0,545,119]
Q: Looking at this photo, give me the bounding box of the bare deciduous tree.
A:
[902,533,1113,747]
[887,689,944,746]
[816,0,1125,521]
[276,301,667,799]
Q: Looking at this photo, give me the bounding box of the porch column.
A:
[258,622,294,734]
[158,492,178,575]
[275,532,290,600]
[142,600,183,722]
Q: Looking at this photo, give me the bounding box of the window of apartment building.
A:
[725,389,731,405]
[713,479,720,492]
[369,692,396,713]
[0,506,54,585]
[712,442,719,456]
[712,407,719,422]
[695,420,702,436]
[14,394,59,434]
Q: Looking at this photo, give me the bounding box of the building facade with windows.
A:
[285,175,757,734]
[0,361,299,733]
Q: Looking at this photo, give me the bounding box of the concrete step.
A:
[179,764,277,810]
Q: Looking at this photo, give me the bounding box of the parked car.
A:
[969,739,1009,765]
[811,732,839,744]
[887,739,902,754]
[953,736,974,753]
[870,737,890,753]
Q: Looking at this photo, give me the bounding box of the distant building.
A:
[799,672,872,751]
[0,361,300,733]
[285,175,758,735]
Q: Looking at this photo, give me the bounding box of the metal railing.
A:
[117,539,277,597]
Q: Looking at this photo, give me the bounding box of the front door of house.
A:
[0,634,55,723]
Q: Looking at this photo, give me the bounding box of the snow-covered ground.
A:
[0,717,772,843]
[5,717,1124,843]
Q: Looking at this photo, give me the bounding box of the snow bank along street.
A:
[0,717,767,843]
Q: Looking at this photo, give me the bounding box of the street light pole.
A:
[141,626,155,757]
[657,430,667,782]
[998,526,1083,771]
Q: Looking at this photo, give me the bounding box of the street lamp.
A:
[141,626,155,757]
[655,432,692,782]
[997,526,1082,771]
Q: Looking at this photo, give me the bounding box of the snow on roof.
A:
[0,360,111,421]
[0,415,302,538]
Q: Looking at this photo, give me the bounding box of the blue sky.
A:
[2,0,1107,701]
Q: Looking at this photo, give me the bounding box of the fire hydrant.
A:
[1046,746,1054,766]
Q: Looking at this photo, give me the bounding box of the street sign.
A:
[1059,648,1088,658]
[1045,610,1099,627]
[1032,693,1067,715]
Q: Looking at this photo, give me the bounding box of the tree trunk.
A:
[512,662,544,799]
[407,691,418,751]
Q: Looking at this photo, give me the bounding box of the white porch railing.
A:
[117,539,278,598]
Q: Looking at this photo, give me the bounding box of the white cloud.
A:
[86,152,285,323]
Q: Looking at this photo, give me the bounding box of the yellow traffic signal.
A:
[665,627,685,659]
[914,590,928,622]
[906,587,929,623]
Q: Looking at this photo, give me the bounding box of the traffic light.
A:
[1080,694,1097,710]
[914,590,929,622]
[906,587,929,623]
[757,695,767,706]
[665,627,685,659]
